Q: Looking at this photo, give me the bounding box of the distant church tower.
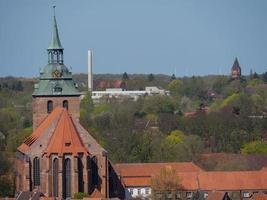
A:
[32,10,80,130]
[231,57,242,79]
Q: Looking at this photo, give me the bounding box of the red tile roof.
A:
[119,172,199,190]
[18,107,63,153]
[18,107,89,157]
[43,108,89,156]
[115,162,202,189]
[115,162,202,177]
[250,193,267,200]
[115,163,267,191]
[199,171,267,190]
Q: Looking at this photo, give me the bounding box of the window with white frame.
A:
[137,188,141,195]
[243,192,250,198]
[129,188,133,195]
[186,192,193,198]
[145,188,149,195]
[176,192,181,198]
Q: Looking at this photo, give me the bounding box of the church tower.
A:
[32,9,80,130]
[16,8,109,199]
[231,57,242,79]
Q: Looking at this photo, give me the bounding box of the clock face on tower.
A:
[52,70,61,78]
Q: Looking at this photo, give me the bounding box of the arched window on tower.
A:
[47,100,53,113]
[63,100,68,110]
[33,157,40,186]
[52,158,59,197]
[63,158,71,199]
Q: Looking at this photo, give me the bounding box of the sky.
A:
[0,0,267,77]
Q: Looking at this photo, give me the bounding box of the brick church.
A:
[15,10,267,200]
[15,12,111,199]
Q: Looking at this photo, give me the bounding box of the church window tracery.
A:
[63,158,71,199]
[52,158,59,197]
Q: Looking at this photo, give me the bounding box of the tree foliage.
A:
[241,141,267,155]
[151,167,182,191]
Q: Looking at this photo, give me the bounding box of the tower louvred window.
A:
[47,100,53,113]
[63,100,68,110]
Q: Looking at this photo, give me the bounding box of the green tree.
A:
[262,71,267,83]
[151,167,182,191]
[148,73,155,82]
[170,74,176,81]
[241,141,267,155]
[167,79,183,96]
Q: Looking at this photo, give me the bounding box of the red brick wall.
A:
[32,96,80,130]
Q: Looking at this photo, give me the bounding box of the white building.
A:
[91,87,170,102]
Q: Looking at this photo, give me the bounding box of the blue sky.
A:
[0,0,267,77]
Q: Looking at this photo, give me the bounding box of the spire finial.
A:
[53,5,56,16]
[47,6,63,50]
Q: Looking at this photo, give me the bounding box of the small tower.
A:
[231,57,242,79]
[32,8,80,130]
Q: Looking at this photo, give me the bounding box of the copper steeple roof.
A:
[47,6,63,50]
[44,108,89,156]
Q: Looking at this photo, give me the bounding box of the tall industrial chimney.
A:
[88,49,93,91]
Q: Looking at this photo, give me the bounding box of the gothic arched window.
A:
[89,156,98,193]
[63,100,68,110]
[63,158,71,199]
[47,100,53,113]
[52,158,59,197]
[78,157,84,192]
[29,160,32,191]
[33,157,40,186]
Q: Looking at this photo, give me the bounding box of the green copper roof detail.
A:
[32,78,80,96]
[32,7,80,97]
[47,11,63,50]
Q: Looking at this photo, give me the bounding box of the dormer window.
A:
[65,141,71,146]
[53,85,62,94]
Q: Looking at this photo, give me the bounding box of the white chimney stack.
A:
[88,49,93,91]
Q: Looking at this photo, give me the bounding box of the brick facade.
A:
[32,96,80,130]
[16,108,109,199]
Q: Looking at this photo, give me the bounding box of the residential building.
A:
[115,163,267,200]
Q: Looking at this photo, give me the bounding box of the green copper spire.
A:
[33,6,80,97]
[47,6,63,50]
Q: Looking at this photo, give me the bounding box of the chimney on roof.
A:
[88,49,93,92]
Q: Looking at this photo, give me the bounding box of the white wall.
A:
[125,187,151,199]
